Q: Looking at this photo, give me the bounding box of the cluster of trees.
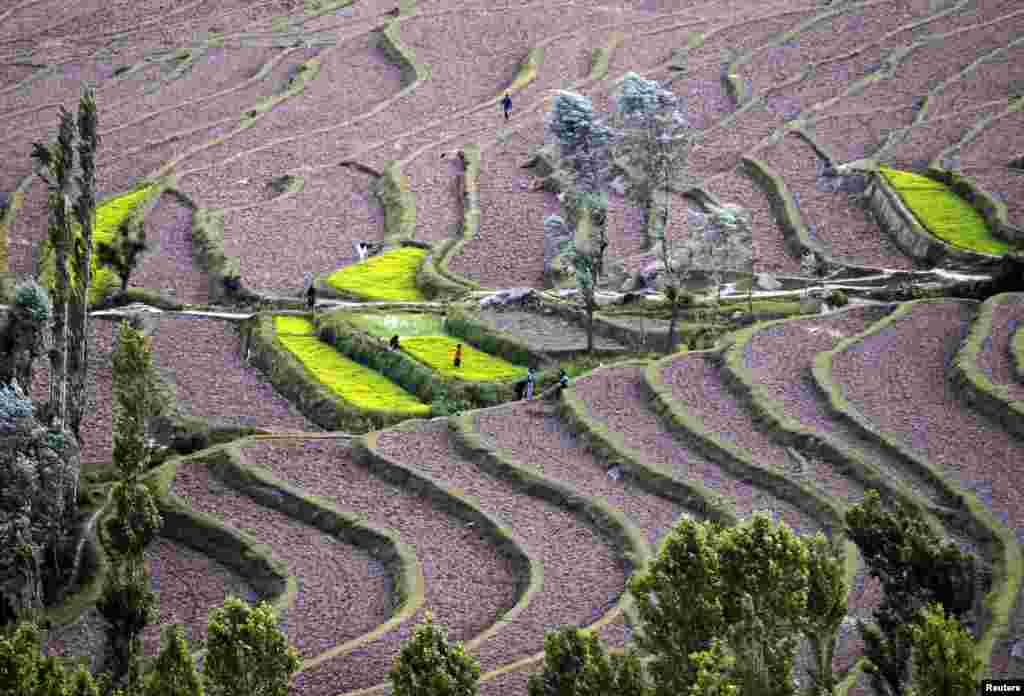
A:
[1,596,299,696]
[2,319,301,696]
[545,73,754,353]
[372,497,985,696]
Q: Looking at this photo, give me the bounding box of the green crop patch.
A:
[399,335,528,381]
[274,316,430,414]
[343,312,445,338]
[880,167,1009,255]
[40,186,155,305]
[325,246,426,301]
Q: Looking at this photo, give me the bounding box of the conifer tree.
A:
[68,87,99,440]
[204,598,300,696]
[388,611,480,696]
[145,624,204,696]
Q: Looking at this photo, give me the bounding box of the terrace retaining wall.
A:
[866,171,1003,268]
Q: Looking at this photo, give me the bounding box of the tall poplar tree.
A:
[69,87,99,440]
[31,107,77,427]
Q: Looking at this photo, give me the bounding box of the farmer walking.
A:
[501,92,512,121]
[453,343,463,369]
[306,284,317,315]
[525,367,535,399]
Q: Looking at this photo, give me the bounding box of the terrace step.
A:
[235,436,527,695]
[472,306,632,358]
[953,293,1024,439]
[164,449,396,662]
[813,298,1024,675]
[370,418,631,675]
[567,361,823,536]
[723,303,965,512]
[465,398,689,553]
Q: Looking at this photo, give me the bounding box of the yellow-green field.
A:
[325,246,426,301]
[40,186,155,304]
[400,335,528,381]
[880,167,1009,256]
[274,315,430,414]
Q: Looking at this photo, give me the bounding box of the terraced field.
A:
[4,0,1024,693]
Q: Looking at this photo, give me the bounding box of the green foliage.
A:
[0,622,44,696]
[825,289,849,308]
[13,280,51,322]
[528,626,649,696]
[879,167,1006,255]
[845,490,977,696]
[97,216,148,293]
[111,320,167,479]
[325,247,426,301]
[686,639,739,696]
[103,480,163,561]
[630,513,824,696]
[275,316,430,414]
[204,597,301,696]
[144,625,204,696]
[38,187,153,306]
[906,604,982,696]
[802,534,848,695]
[388,611,480,696]
[97,561,157,689]
[0,622,103,696]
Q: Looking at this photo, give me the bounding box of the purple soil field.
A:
[827,300,1024,540]
[240,437,520,693]
[757,134,915,269]
[472,400,687,549]
[709,168,801,274]
[572,363,822,536]
[133,191,209,304]
[8,0,1024,689]
[807,106,917,164]
[976,294,1024,401]
[374,418,628,672]
[143,536,259,655]
[213,170,383,294]
[148,315,314,431]
[448,128,561,289]
[925,42,1024,119]
[881,103,1005,171]
[825,300,1024,676]
[732,305,960,509]
[170,455,393,658]
[659,351,868,507]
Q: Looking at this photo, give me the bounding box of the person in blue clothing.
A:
[501,92,512,121]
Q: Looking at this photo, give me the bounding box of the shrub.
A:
[0,381,34,433]
[826,289,849,308]
[13,280,51,322]
[325,247,427,301]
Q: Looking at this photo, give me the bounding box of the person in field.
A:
[453,343,462,368]
[502,93,512,121]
